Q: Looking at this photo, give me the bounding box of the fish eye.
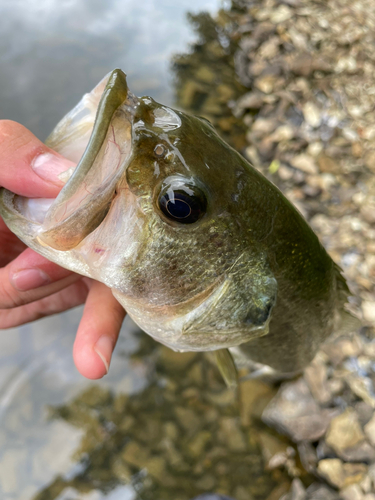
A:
[158,183,207,224]
[154,144,167,158]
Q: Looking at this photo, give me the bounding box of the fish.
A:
[0,69,351,376]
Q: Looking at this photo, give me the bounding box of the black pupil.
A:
[159,189,206,224]
[167,197,191,219]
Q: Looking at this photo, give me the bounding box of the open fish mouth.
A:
[0,69,138,252]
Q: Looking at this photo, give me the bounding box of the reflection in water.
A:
[0,0,219,140]
[33,337,290,500]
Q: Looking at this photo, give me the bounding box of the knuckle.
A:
[0,276,21,309]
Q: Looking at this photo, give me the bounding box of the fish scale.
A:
[0,69,351,380]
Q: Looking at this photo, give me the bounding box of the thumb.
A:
[0,120,75,198]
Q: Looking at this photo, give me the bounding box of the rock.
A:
[325,409,365,457]
[303,102,322,128]
[187,431,212,458]
[234,486,255,500]
[251,118,278,135]
[355,402,375,427]
[318,154,341,174]
[239,379,275,425]
[278,165,294,180]
[270,5,293,23]
[347,375,375,408]
[339,441,375,463]
[144,456,168,482]
[218,417,247,452]
[364,414,375,447]
[270,125,295,142]
[195,66,216,84]
[258,431,289,469]
[317,458,345,488]
[175,407,201,434]
[193,495,235,500]
[121,441,149,468]
[262,378,336,442]
[362,301,375,323]
[304,356,331,405]
[236,92,265,111]
[194,474,216,490]
[289,478,306,500]
[255,75,278,94]
[340,484,364,500]
[265,482,291,500]
[318,459,368,489]
[305,483,339,500]
[290,154,318,174]
[364,151,375,173]
[298,442,318,473]
[342,463,368,487]
[360,473,372,493]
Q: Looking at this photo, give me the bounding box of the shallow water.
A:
[0,0,219,139]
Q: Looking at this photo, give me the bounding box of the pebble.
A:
[325,409,365,454]
[364,414,375,447]
[270,6,293,24]
[340,484,364,500]
[317,458,345,488]
[303,102,321,128]
[290,154,318,174]
[362,301,375,323]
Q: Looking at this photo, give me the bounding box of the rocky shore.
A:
[173,1,375,498]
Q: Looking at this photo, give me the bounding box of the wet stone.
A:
[304,356,331,405]
[239,379,275,425]
[290,154,318,174]
[325,409,365,457]
[340,484,364,500]
[262,378,336,442]
[317,458,345,488]
[364,414,375,447]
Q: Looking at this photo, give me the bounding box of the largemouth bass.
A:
[0,69,350,374]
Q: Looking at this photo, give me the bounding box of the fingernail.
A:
[11,268,51,291]
[32,152,76,186]
[94,336,114,374]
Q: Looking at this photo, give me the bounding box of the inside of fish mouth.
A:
[13,161,126,251]
[13,70,135,251]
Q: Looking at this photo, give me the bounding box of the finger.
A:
[8,247,74,289]
[0,120,75,197]
[73,281,126,379]
[0,279,89,329]
[0,219,27,266]
[0,249,81,309]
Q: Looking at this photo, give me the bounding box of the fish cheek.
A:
[181,251,278,349]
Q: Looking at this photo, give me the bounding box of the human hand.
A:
[0,120,125,379]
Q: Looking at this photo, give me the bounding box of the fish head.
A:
[0,69,277,352]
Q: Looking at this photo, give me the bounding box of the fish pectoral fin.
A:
[213,348,238,388]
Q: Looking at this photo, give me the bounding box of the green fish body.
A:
[0,69,349,373]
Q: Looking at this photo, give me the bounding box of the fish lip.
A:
[3,70,139,252]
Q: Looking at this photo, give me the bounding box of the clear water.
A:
[0,0,219,139]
